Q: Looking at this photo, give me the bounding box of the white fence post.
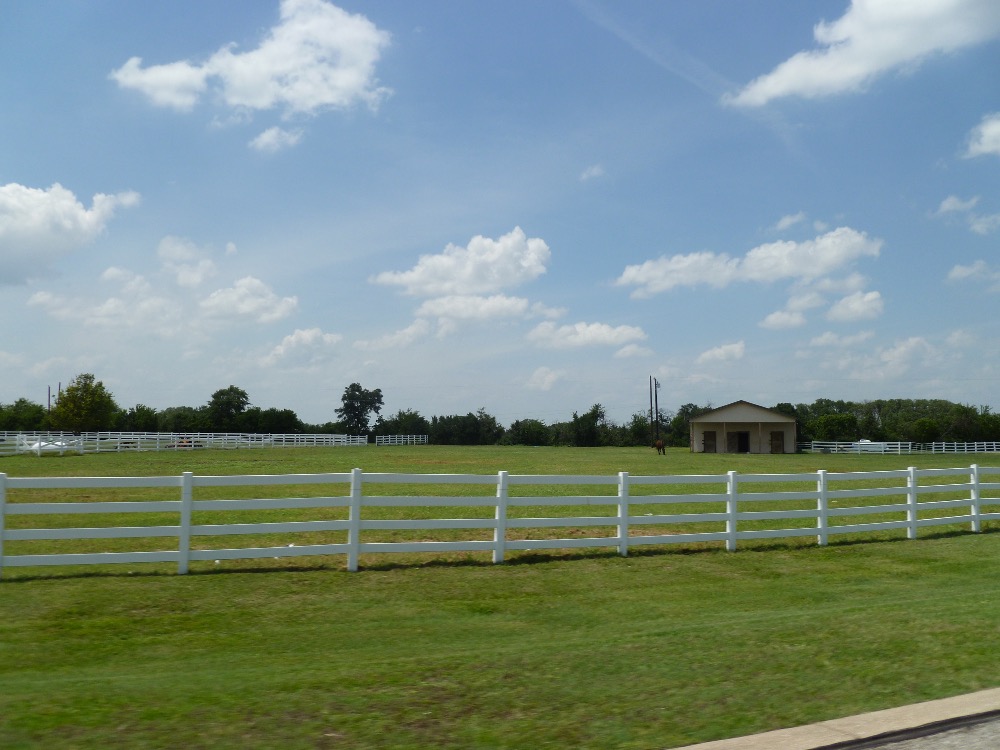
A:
[906,466,918,540]
[493,471,508,564]
[347,468,363,572]
[970,464,981,533]
[0,473,6,579]
[178,472,193,574]
[816,469,828,547]
[617,472,630,557]
[726,471,738,552]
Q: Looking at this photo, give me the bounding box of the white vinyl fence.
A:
[1,465,998,577]
[0,432,373,456]
[803,441,1000,454]
[375,435,429,446]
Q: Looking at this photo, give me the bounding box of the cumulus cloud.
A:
[354,319,430,351]
[199,276,298,322]
[580,164,605,182]
[936,195,980,214]
[157,236,217,287]
[760,309,807,329]
[965,112,1000,158]
[0,182,140,285]
[774,211,806,231]
[809,330,875,347]
[372,227,550,297]
[826,290,884,321]
[696,341,745,364]
[111,0,390,146]
[250,126,304,152]
[948,259,1000,290]
[614,344,653,358]
[725,0,1000,107]
[616,227,881,297]
[526,321,647,349]
[934,194,1000,234]
[261,327,342,365]
[526,366,562,391]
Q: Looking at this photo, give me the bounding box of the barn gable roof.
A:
[691,400,795,424]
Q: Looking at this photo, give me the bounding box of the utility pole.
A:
[649,376,662,443]
[653,377,661,441]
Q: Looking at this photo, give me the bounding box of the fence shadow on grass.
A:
[5,524,998,582]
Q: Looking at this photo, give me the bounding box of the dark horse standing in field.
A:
[654,439,665,455]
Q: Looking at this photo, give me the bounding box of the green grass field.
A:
[2,446,999,749]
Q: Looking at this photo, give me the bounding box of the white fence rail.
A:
[0,431,371,456]
[375,435,429,446]
[1,465,998,577]
[803,441,1000,454]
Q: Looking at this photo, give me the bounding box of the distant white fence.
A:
[803,441,1000,454]
[0,432,370,457]
[375,435,429,446]
[928,442,1000,454]
[1,464,998,577]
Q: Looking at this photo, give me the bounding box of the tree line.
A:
[1,373,998,447]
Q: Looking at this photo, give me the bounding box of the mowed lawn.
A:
[1,446,999,749]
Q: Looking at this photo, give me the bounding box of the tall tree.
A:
[49,373,119,431]
[336,383,384,436]
[0,398,47,431]
[206,386,251,432]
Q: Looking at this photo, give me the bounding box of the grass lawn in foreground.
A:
[1,446,998,748]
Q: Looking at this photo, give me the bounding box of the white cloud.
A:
[0,182,139,285]
[526,321,647,349]
[372,227,550,297]
[936,194,980,214]
[616,227,881,297]
[415,294,531,321]
[935,195,1000,234]
[878,337,935,376]
[696,340,745,364]
[111,0,391,130]
[261,327,342,366]
[580,164,605,182]
[110,57,208,110]
[826,290,884,321]
[199,276,298,322]
[965,112,1000,158]
[946,329,976,347]
[157,236,217,287]
[726,0,1000,107]
[353,319,430,351]
[614,344,653,358]
[250,126,304,152]
[948,259,1000,290]
[760,309,806,329]
[774,211,806,231]
[526,366,562,391]
[969,213,1000,235]
[809,330,875,347]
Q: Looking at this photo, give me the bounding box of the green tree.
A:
[206,386,251,432]
[157,406,205,433]
[336,383,384,436]
[378,409,431,437]
[908,417,941,444]
[116,404,159,432]
[570,404,605,447]
[49,373,119,431]
[502,418,551,446]
[0,398,47,431]
[810,413,860,442]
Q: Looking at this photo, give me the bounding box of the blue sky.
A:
[2,0,999,427]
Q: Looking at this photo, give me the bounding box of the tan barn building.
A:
[690,400,796,454]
